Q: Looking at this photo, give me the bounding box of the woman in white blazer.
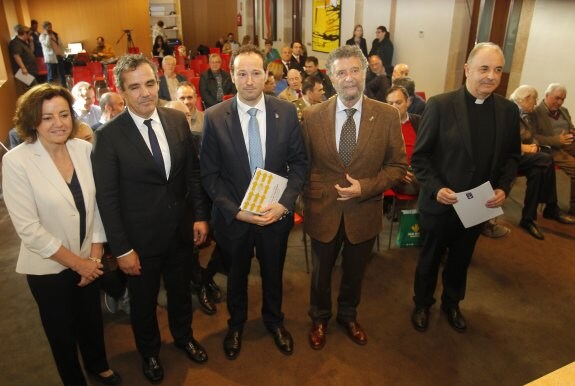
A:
[2,84,121,386]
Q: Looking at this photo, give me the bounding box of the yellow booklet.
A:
[240,168,288,215]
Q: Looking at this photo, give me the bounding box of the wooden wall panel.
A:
[180,0,237,54]
[27,0,152,57]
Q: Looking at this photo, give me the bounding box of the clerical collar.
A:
[464,87,492,105]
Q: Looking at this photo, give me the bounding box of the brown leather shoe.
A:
[337,319,367,345]
[308,322,327,350]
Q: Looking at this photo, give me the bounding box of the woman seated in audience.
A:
[267,61,288,95]
[2,84,121,386]
[345,24,368,57]
[510,85,575,240]
[152,35,171,68]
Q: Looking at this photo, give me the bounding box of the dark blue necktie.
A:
[143,119,165,172]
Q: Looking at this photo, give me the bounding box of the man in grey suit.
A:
[533,83,575,215]
[410,43,520,334]
[200,45,307,360]
[92,54,210,383]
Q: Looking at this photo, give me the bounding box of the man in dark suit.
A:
[200,45,307,360]
[92,54,210,383]
[301,45,407,350]
[199,53,236,109]
[410,43,521,334]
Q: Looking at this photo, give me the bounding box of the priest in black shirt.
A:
[409,43,520,334]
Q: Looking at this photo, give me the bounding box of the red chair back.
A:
[175,64,186,74]
[35,57,48,76]
[196,95,204,112]
[209,47,221,54]
[87,62,104,77]
[415,91,426,101]
[222,94,234,101]
[179,70,196,82]
[73,66,93,85]
[190,77,200,97]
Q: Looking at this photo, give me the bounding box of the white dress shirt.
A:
[127,108,171,177]
[237,96,267,162]
[335,96,363,152]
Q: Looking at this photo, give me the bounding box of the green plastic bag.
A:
[396,209,422,247]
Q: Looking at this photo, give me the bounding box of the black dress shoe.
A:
[336,319,368,345]
[88,369,122,386]
[175,338,208,364]
[207,279,222,303]
[142,357,163,384]
[543,210,575,224]
[223,330,242,360]
[520,219,544,240]
[411,306,429,332]
[197,286,217,315]
[441,304,467,333]
[269,326,294,355]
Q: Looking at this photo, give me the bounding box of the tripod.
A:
[116,29,136,53]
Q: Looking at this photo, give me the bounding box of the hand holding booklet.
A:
[15,69,35,86]
[452,181,503,228]
[240,168,287,215]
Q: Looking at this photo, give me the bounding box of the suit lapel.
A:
[227,98,252,179]
[453,88,473,159]
[265,95,278,170]
[30,140,76,209]
[353,97,377,164]
[157,108,177,179]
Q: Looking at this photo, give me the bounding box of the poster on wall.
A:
[312,0,342,53]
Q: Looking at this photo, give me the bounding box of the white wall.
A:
[393,0,457,99]
[521,0,575,113]
[362,0,392,49]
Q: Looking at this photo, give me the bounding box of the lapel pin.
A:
[369,116,374,121]
[275,113,279,119]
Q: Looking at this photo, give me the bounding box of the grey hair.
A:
[113,54,158,91]
[509,85,538,104]
[325,45,368,78]
[466,42,504,65]
[544,83,567,96]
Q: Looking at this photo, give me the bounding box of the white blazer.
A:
[2,138,106,275]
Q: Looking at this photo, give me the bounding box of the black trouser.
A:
[216,219,292,332]
[127,240,193,358]
[413,209,483,308]
[309,220,375,323]
[27,269,109,386]
[518,152,556,222]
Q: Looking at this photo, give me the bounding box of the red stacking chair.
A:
[35,57,48,77]
[72,66,93,85]
[175,64,186,74]
[87,61,104,77]
[209,47,221,54]
[196,95,204,112]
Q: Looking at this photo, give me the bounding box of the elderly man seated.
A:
[158,55,186,102]
[391,63,409,82]
[533,83,575,217]
[278,69,302,102]
[510,85,575,240]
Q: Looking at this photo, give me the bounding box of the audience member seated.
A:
[533,83,575,216]
[510,85,575,240]
[199,53,236,109]
[279,46,293,78]
[365,54,390,102]
[392,63,409,81]
[92,92,125,130]
[91,36,115,61]
[158,55,186,102]
[293,75,324,122]
[222,32,239,55]
[176,82,204,135]
[303,56,335,99]
[345,24,368,57]
[152,35,171,66]
[393,77,426,115]
[263,39,280,66]
[263,71,276,96]
[278,69,302,102]
[386,85,420,196]
[267,61,288,95]
[290,41,306,73]
[71,82,102,127]
[215,36,225,52]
